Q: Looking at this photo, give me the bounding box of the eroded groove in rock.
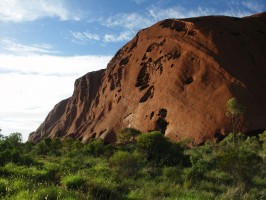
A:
[119,56,130,66]
[139,86,154,103]
[135,62,150,90]
[160,19,187,32]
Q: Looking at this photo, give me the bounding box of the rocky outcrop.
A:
[29,12,266,144]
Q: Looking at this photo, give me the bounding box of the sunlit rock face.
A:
[29,12,266,144]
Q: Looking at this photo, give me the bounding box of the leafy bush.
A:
[33,186,60,200]
[186,141,216,179]
[87,177,119,200]
[61,175,87,191]
[137,131,171,163]
[0,178,8,196]
[10,178,34,192]
[13,190,32,200]
[2,163,56,182]
[161,166,183,183]
[110,151,143,177]
[117,128,141,144]
[0,149,30,166]
[84,139,105,157]
[35,141,50,155]
[259,131,266,159]
[217,133,261,185]
[136,131,185,166]
[5,132,22,147]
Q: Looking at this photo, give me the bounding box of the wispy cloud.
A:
[133,0,147,5]
[102,2,261,33]
[103,31,133,43]
[68,31,100,45]
[68,30,133,44]
[0,38,59,55]
[242,1,264,12]
[0,0,81,22]
[104,13,153,30]
[148,6,187,21]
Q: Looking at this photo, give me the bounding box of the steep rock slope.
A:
[29,13,266,143]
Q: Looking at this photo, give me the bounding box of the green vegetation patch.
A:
[0,121,265,199]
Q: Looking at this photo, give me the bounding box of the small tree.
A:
[136,131,171,165]
[109,151,143,177]
[6,132,22,146]
[217,133,261,193]
[226,97,245,134]
[35,141,49,155]
[84,138,105,157]
[117,128,141,144]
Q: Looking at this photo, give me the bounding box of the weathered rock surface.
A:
[29,12,266,144]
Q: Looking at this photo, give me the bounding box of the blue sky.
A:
[0,0,265,140]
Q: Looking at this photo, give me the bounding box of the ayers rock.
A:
[29,12,266,144]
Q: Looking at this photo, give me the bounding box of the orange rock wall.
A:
[29,13,266,144]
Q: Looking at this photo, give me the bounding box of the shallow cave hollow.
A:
[155,108,169,134]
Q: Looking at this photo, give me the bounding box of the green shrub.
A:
[18,154,36,166]
[33,186,60,200]
[109,151,143,177]
[61,175,87,190]
[10,178,35,195]
[35,141,50,155]
[0,178,8,196]
[63,138,75,152]
[22,141,34,153]
[159,142,186,166]
[162,166,182,183]
[84,139,105,157]
[6,132,22,147]
[185,140,216,180]
[88,160,112,179]
[117,128,141,144]
[2,163,54,182]
[1,128,265,200]
[217,134,261,185]
[259,131,266,159]
[0,149,30,166]
[13,190,32,200]
[136,131,171,164]
[88,177,119,200]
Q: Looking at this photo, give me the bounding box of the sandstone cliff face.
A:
[29,13,266,143]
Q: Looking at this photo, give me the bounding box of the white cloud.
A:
[0,38,59,55]
[0,54,111,140]
[0,0,80,22]
[148,6,253,20]
[104,13,153,30]
[69,31,100,45]
[133,0,147,5]
[148,7,187,21]
[103,31,133,43]
[68,30,133,44]
[242,1,264,12]
[0,54,111,75]
[103,4,258,33]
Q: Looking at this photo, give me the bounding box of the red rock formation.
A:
[29,12,266,144]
